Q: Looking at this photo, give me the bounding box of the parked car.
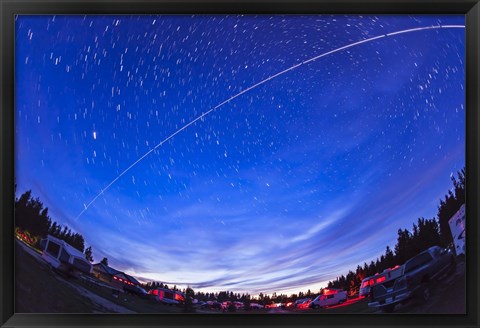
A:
[201,301,224,310]
[194,301,207,308]
[368,246,456,312]
[294,298,312,307]
[309,289,347,309]
[249,303,264,309]
[123,284,148,297]
[150,288,185,306]
[160,298,180,306]
[296,298,312,309]
[359,276,375,298]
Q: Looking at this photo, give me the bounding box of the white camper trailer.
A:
[39,235,92,277]
[448,204,465,258]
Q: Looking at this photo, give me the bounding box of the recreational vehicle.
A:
[448,204,465,258]
[39,235,92,277]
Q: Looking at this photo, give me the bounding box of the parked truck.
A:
[368,246,456,313]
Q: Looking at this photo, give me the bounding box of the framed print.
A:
[1,1,479,328]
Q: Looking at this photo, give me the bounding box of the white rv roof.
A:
[46,234,86,259]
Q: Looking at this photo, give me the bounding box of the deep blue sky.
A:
[15,15,465,295]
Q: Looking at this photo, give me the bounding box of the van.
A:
[309,289,347,309]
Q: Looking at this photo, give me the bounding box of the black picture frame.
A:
[1,1,479,327]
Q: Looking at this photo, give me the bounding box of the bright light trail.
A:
[75,24,464,221]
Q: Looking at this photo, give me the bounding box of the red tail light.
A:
[376,276,386,283]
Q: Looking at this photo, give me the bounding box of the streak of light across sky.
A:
[74,24,464,221]
[15,15,465,295]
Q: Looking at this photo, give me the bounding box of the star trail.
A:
[15,14,465,295]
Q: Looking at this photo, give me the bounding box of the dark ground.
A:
[15,240,465,314]
[15,240,178,313]
[15,241,101,313]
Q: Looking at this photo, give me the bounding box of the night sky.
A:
[15,15,465,295]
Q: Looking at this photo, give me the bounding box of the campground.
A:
[15,239,465,314]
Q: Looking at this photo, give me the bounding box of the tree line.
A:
[142,281,256,303]
[326,167,465,295]
[143,279,326,306]
[126,168,466,303]
[15,187,94,261]
[15,167,465,301]
[142,284,326,307]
